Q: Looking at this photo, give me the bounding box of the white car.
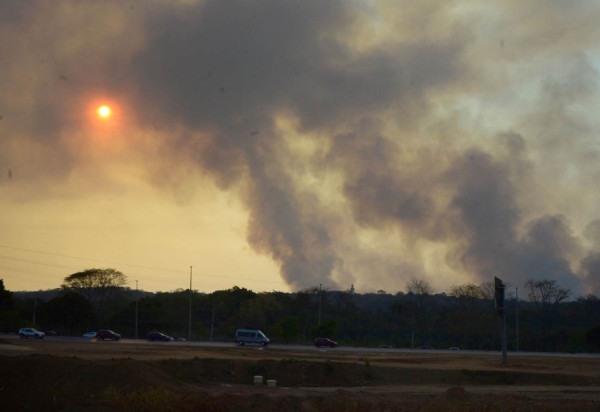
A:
[82,331,97,338]
[18,327,45,339]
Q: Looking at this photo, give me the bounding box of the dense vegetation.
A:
[1,273,600,353]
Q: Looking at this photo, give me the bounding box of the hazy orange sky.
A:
[1,1,600,295]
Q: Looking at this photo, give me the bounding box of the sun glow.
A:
[86,100,123,135]
[97,105,112,119]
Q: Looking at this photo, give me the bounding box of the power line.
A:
[0,267,59,285]
[0,244,184,274]
[0,254,81,271]
[0,253,284,286]
[0,244,287,290]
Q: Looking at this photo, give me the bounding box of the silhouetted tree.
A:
[62,268,127,307]
[0,279,22,332]
[447,283,492,349]
[585,325,600,348]
[525,279,570,350]
[62,268,129,324]
[405,277,437,347]
[525,279,570,306]
[46,291,95,335]
[406,277,433,295]
[0,279,15,311]
[275,316,300,343]
[313,319,337,339]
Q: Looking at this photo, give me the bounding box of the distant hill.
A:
[13,289,63,302]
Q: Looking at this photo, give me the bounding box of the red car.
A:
[314,337,337,348]
[96,330,121,341]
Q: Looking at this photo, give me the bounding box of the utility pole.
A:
[32,295,37,326]
[411,317,415,349]
[210,305,215,342]
[188,266,193,342]
[502,307,507,364]
[318,284,322,326]
[515,288,519,352]
[135,280,139,339]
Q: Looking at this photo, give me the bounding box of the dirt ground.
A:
[1,337,600,411]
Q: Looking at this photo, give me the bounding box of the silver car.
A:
[18,327,45,339]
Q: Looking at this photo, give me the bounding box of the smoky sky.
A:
[2,0,600,295]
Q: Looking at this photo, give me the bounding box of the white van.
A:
[235,329,270,346]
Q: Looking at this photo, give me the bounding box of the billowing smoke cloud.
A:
[2,0,600,294]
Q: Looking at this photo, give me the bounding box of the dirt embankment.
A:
[1,338,600,411]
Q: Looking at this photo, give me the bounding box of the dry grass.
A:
[1,337,600,411]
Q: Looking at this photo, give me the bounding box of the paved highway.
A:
[4,333,598,359]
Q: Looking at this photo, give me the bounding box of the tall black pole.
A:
[515,288,519,352]
[318,283,322,326]
[501,310,507,364]
[495,276,507,364]
[32,295,37,325]
[188,266,193,341]
[135,280,139,339]
[210,305,215,342]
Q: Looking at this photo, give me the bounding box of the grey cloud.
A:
[439,150,583,295]
[519,215,582,294]
[132,1,349,128]
[3,1,600,294]
[580,252,600,295]
[329,125,434,229]
[244,152,339,289]
[127,0,471,288]
[445,149,521,280]
[584,220,600,247]
[125,1,600,293]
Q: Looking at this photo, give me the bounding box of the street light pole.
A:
[210,305,215,342]
[502,309,507,364]
[32,295,37,326]
[515,288,519,352]
[135,280,139,339]
[188,266,193,341]
[318,284,322,326]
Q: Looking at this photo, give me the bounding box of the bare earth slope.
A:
[1,337,599,411]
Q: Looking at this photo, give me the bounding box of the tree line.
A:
[1,269,600,352]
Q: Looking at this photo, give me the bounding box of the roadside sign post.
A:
[495,276,507,365]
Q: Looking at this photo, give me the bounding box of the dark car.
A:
[416,345,433,350]
[147,332,174,342]
[314,337,337,348]
[96,330,121,341]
